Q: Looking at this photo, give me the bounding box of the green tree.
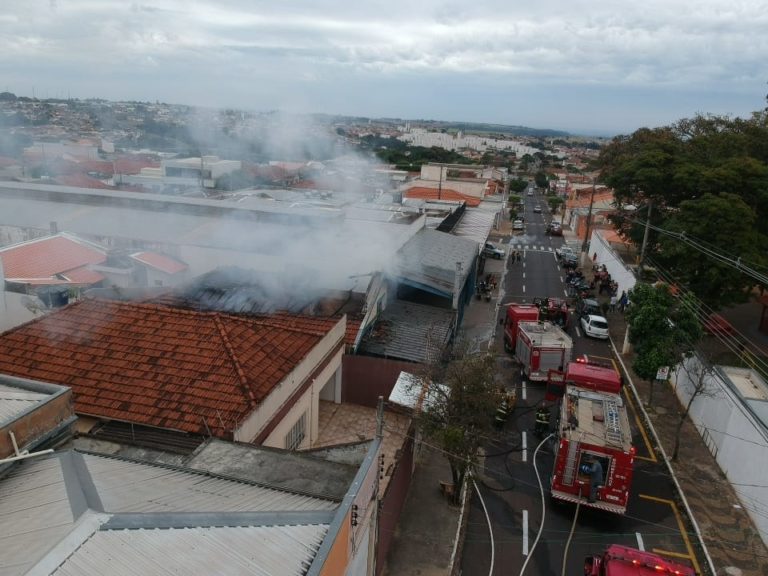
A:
[509,179,528,193]
[413,343,500,503]
[534,171,548,189]
[625,283,702,404]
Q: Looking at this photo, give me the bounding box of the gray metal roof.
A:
[394,229,478,297]
[359,300,454,363]
[0,451,337,576]
[451,207,497,248]
[0,382,49,423]
[50,524,328,576]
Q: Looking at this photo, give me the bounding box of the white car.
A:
[527,190,534,196]
[512,219,524,230]
[580,314,609,339]
[533,205,542,213]
[556,245,577,260]
[483,242,505,259]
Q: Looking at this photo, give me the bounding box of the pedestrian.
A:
[534,405,550,437]
[592,252,597,263]
[517,251,522,263]
[609,294,617,312]
[511,249,517,263]
[618,290,628,313]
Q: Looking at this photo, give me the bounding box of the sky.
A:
[2,0,767,135]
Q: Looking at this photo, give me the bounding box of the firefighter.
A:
[534,405,550,437]
[494,388,509,430]
[586,456,604,503]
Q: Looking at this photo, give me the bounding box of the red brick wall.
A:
[0,389,74,458]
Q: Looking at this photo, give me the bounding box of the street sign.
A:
[656,366,670,380]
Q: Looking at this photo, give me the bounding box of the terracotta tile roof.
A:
[0,300,330,437]
[0,234,107,285]
[130,252,188,275]
[250,311,362,348]
[405,186,482,207]
[59,266,105,284]
[55,173,113,190]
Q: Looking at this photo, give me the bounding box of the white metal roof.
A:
[0,451,337,576]
[0,382,49,423]
[49,524,328,576]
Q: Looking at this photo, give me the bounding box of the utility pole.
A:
[581,177,596,253]
[638,200,653,275]
[438,164,444,200]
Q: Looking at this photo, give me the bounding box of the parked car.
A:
[483,242,505,259]
[512,219,525,231]
[527,190,534,196]
[561,253,579,268]
[533,205,542,213]
[580,314,609,339]
[703,313,735,335]
[556,245,577,260]
[546,222,563,236]
[576,298,601,318]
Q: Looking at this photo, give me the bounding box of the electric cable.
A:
[562,500,582,576]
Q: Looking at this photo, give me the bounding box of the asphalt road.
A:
[461,187,704,576]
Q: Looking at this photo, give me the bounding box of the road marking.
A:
[522,431,527,462]
[575,327,582,338]
[522,509,529,556]
[522,284,526,293]
[653,549,692,559]
[636,532,645,551]
[563,289,568,297]
[522,380,527,400]
[623,389,657,462]
[560,276,564,283]
[639,495,701,575]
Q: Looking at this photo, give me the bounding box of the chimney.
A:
[50,221,59,235]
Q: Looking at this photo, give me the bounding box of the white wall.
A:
[672,355,768,547]
[589,229,637,296]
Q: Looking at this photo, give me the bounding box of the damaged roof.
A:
[359,299,454,363]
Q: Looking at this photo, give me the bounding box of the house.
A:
[0,299,345,449]
[129,251,189,287]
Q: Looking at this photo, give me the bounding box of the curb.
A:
[609,335,718,576]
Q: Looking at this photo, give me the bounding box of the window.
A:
[284,412,307,451]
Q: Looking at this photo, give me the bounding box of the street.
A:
[461,185,705,576]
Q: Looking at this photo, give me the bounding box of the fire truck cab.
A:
[585,545,695,576]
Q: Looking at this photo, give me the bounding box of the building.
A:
[0,299,345,449]
[116,156,242,191]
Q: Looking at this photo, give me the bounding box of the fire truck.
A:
[514,321,573,381]
[503,304,540,352]
[548,361,634,514]
[584,545,695,576]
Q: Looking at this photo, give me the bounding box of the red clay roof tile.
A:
[130,252,188,275]
[0,300,332,437]
[405,186,482,207]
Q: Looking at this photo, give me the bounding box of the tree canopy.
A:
[598,111,768,309]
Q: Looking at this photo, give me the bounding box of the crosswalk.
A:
[507,242,557,253]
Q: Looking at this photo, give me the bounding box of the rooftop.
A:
[561,388,632,452]
[405,186,483,207]
[0,450,335,575]
[130,251,188,274]
[0,299,334,437]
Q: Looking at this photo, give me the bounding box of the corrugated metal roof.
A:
[360,300,454,363]
[51,525,328,576]
[84,453,338,513]
[394,229,478,296]
[0,451,338,576]
[0,383,48,423]
[452,207,496,247]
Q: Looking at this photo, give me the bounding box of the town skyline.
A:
[3,1,766,136]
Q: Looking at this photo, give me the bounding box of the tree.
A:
[412,341,500,503]
[625,283,703,404]
[509,179,528,193]
[534,171,548,189]
[670,356,718,461]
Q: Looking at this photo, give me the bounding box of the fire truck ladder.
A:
[562,439,581,486]
[604,399,623,444]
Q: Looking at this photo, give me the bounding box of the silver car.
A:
[580,314,609,339]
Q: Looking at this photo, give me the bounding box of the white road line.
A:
[522,272,526,279]
[636,532,645,551]
[560,276,564,283]
[575,327,582,338]
[522,431,528,462]
[522,284,526,293]
[522,510,529,556]
[563,289,568,297]
[522,380,527,400]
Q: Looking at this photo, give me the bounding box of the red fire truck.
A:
[503,304,540,352]
[584,545,695,576]
[546,358,621,401]
[549,362,634,514]
[514,321,573,381]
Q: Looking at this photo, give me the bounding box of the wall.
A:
[589,229,637,296]
[672,356,768,547]
[0,377,74,459]
[408,179,487,199]
[376,429,415,575]
[342,356,421,408]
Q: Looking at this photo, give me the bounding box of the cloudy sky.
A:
[2,0,766,135]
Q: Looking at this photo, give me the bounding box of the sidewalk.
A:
[567,224,768,576]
